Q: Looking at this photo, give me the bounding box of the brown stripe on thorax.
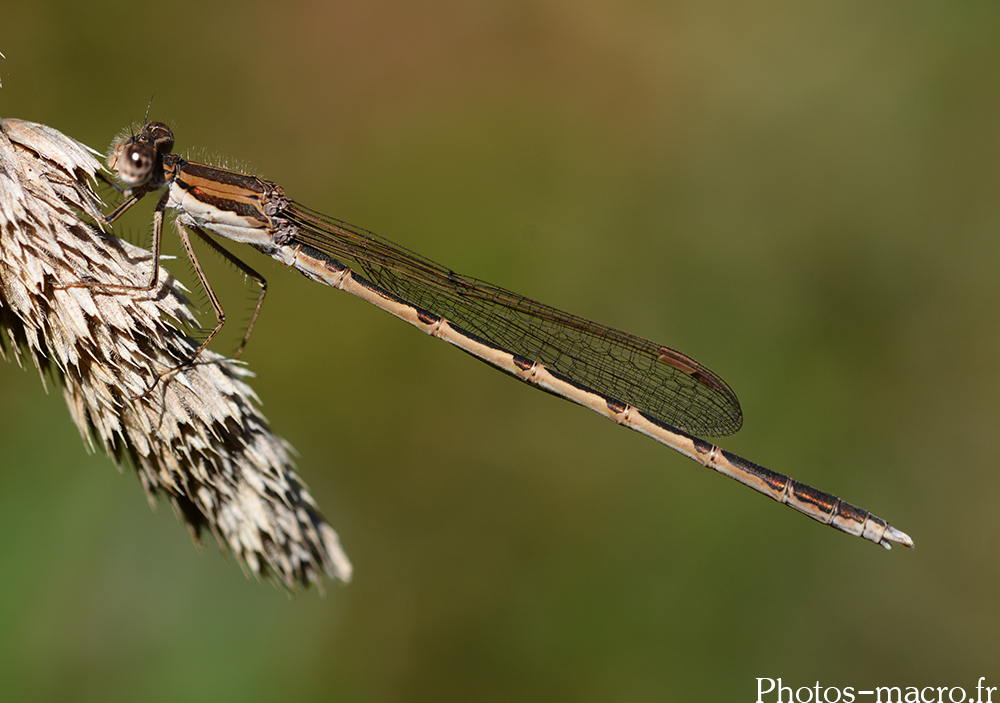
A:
[172,157,273,224]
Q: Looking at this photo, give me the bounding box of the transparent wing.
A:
[286,203,742,437]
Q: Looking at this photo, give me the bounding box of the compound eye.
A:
[111,143,156,188]
[145,122,175,153]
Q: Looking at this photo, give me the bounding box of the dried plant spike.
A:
[0,117,351,590]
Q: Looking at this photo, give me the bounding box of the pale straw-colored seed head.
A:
[0,117,351,591]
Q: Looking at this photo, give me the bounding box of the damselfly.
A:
[95,120,913,549]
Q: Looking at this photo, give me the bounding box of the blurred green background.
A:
[2,1,998,700]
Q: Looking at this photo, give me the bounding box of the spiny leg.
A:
[187,228,267,359]
[55,188,166,296]
[134,222,268,399]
